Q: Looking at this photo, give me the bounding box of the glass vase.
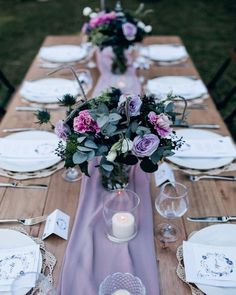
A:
[101,163,130,191]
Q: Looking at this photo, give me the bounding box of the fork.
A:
[0,215,47,225]
[189,175,236,182]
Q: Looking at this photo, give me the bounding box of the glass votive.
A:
[103,189,140,243]
[99,272,146,295]
[11,272,56,295]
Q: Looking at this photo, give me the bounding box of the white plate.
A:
[0,229,42,295]
[0,131,61,172]
[146,76,208,100]
[189,224,236,295]
[19,78,79,104]
[140,44,188,61]
[39,45,87,63]
[168,129,234,170]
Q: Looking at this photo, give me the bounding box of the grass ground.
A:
[0,0,236,135]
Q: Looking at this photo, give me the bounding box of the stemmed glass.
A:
[11,272,56,295]
[155,182,189,243]
[62,167,82,182]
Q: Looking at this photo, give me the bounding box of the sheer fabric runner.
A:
[57,161,160,294]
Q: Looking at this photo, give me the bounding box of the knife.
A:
[187,216,236,223]
[0,182,48,189]
[171,124,220,129]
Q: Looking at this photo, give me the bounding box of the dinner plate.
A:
[19,78,79,103]
[0,229,42,295]
[39,44,88,63]
[146,76,208,100]
[140,44,188,61]
[0,131,61,172]
[189,224,236,295]
[168,129,234,170]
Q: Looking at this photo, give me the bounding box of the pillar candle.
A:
[112,212,135,239]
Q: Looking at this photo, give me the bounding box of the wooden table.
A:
[0,36,235,294]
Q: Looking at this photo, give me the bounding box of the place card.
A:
[154,162,175,186]
[0,244,40,289]
[183,241,236,287]
[42,209,70,240]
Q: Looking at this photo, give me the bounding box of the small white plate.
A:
[140,44,188,62]
[168,129,234,170]
[0,229,42,295]
[19,78,79,104]
[189,224,236,295]
[146,76,208,100]
[39,45,87,63]
[0,131,61,172]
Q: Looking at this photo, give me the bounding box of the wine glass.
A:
[62,167,82,182]
[11,272,56,295]
[155,182,189,243]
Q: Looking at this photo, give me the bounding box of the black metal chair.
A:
[0,69,15,118]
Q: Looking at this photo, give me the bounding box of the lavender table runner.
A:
[92,48,141,96]
[57,161,160,294]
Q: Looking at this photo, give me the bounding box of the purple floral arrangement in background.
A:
[51,88,181,178]
[81,3,152,74]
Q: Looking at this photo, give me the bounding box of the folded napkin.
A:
[183,241,236,287]
[140,44,188,61]
[0,244,40,291]
[0,138,60,160]
[19,78,78,103]
[173,137,236,158]
[39,44,88,63]
[146,76,208,100]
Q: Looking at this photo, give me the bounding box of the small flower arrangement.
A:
[36,88,182,190]
[82,3,152,74]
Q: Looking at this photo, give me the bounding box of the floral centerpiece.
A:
[36,88,182,190]
[82,3,152,74]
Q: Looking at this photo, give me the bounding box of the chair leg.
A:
[217,85,236,109]
[207,58,231,90]
[0,70,15,93]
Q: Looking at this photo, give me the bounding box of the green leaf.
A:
[101,163,114,172]
[79,161,89,176]
[77,146,93,152]
[97,115,109,127]
[84,140,98,149]
[96,145,109,156]
[130,121,139,133]
[140,159,158,173]
[87,150,95,160]
[77,136,86,143]
[123,155,138,165]
[164,102,174,113]
[101,123,117,136]
[72,151,88,164]
[136,126,151,136]
[97,103,109,115]
[151,151,162,164]
[108,113,122,123]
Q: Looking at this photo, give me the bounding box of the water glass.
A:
[155,182,189,242]
[11,272,56,295]
[103,189,140,243]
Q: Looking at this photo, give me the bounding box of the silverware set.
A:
[187,216,236,223]
[0,215,47,225]
[189,175,236,182]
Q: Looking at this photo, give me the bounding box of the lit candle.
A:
[112,212,135,239]
[112,290,131,295]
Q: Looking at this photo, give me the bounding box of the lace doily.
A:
[9,226,56,284]
[169,161,236,176]
[0,161,64,180]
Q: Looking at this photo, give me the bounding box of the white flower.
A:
[106,150,117,162]
[121,139,133,153]
[144,25,152,33]
[83,7,92,16]
[137,21,146,29]
[90,12,98,19]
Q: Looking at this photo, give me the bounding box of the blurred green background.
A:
[0,0,236,135]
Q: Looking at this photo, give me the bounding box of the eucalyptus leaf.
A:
[108,113,122,122]
[77,136,86,143]
[140,159,158,173]
[97,115,109,127]
[84,140,98,149]
[151,151,162,164]
[101,163,114,172]
[96,145,109,156]
[101,123,117,136]
[130,121,139,133]
[73,151,88,164]
[136,126,151,136]
[87,150,95,160]
[97,103,109,115]
[77,146,93,152]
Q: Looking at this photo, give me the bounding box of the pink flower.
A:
[73,110,100,134]
[148,112,172,137]
[122,22,137,41]
[89,11,116,28]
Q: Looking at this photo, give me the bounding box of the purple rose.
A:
[132,134,160,157]
[118,94,142,116]
[55,120,70,140]
[122,22,137,41]
[148,112,172,137]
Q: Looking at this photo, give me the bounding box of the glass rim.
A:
[103,189,140,213]
[159,181,188,199]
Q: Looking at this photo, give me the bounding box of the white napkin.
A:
[183,241,236,287]
[0,138,60,160]
[146,76,208,100]
[0,244,40,291]
[174,137,236,158]
[140,44,188,61]
[39,44,88,63]
[19,78,79,103]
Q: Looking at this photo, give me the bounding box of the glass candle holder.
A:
[103,189,140,243]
